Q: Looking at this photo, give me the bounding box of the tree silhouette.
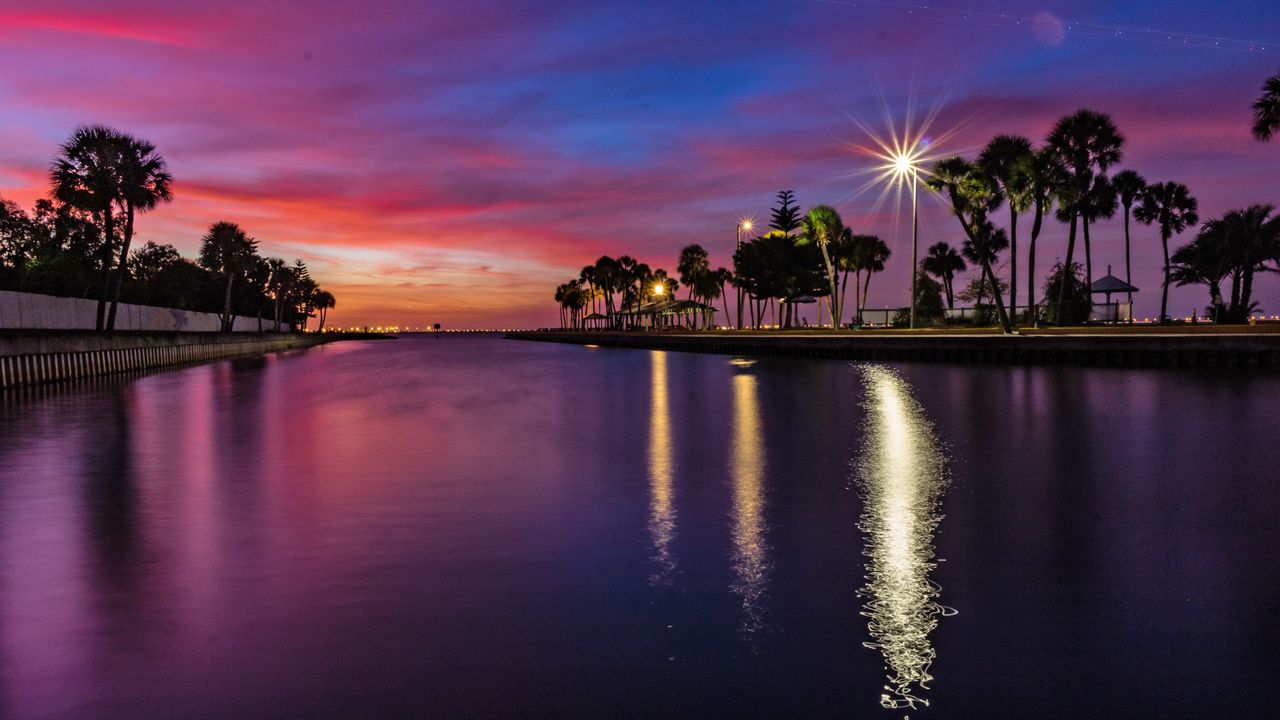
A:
[1253,69,1280,141]
[1113,170,1147,311]
[1135,182,1199,323]
[199,221,259,331]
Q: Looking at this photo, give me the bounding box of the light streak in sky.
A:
[814,0,1280,55]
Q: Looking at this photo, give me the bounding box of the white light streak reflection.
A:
[855,364,953,712]
[729,371,770,639]
[647,351,676,585]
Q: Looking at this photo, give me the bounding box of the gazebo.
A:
[582,312,609,330]
[1089,266,1139,323]
[616,299,717,330]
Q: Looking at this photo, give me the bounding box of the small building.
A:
[1089,266,1139,323]
[615,299,717,330]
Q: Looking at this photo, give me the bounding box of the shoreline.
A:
[505,327,1280,368]
[0,331,391,390]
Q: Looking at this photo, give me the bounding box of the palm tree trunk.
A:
[1008,206,1018,326]
[839,270,851,327]
[95,208,116,332]
[222,275,234,332]
[819,245,837,329]
[1241,266,1256,318]
[980,259,1012,333]
[106,202,135,332]
[862,271,873,318]
[1028,202,1044,326]
[1056,213,1078,324]
[1123,208,1133,315]
[1083,217,1093,291]
[1160,231,1171,323]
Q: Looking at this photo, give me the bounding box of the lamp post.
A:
[735,219,752,329]
[887,150,923,329]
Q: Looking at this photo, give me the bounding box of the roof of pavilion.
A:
[1090,273,1139,294]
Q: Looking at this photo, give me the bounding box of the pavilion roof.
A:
[1090,273,1139,294]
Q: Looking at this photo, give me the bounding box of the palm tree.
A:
[1135,182,1199,323]
[579,264,599,315]
[50,125,125,331]
[801,205,844,328]
[1025,148,1065,324]
[313,290,336,331]
[1171,227,1233,322]
[593,255,620,322]
[199,221,259,331]
[264,257,290,331]
[1215,206,1280,320]
[106,134,173,331]
[922,242,966,308]
[927,156,1013,332]
[1113,170,1147,312]
[714,267,733,325]
[1253,69,1280,141]
[1047,110,1124,316]
[676,244,709,301]
[851,234,890,323]
[978,135,1033,322]
[1078,173,1118,288]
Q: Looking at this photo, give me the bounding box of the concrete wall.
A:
[0,289,287,332]
[0,332,325,390]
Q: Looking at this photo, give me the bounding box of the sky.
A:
[0,0,1278,329]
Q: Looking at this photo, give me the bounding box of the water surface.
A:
[2,335,1277,718]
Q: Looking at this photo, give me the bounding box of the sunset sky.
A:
[1,0,1277,328]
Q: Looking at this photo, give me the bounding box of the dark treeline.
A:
[0,125,336,332]
[556,69,1280,330]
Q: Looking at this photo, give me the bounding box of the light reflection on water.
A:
[729,370,770,637]
[855,364,952,712]
[647,351,676,584]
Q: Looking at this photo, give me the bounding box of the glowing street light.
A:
[866,135,931,330]
[735,218,754,330]
[887,149,923,329]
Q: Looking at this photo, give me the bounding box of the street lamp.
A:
[888,151,923,329]
[736,219,753,330]
[868,142,926,329]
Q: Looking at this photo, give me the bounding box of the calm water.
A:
[2,336,1278,718]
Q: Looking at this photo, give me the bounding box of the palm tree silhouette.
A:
[921,242,966,309]
[313,290,335,331]
[928,156,1013,332]
[802,205,844,328]
[1047,110,1124,319]
[1024,148,1066,324]
[978,135,1033,323]
[106,134,172,331]
[850,234,890,324]
[1077,173,1118,289]
[1113,170,1147,311]
[199,221,259,331]
[1253,70,1280,141]
[1135,182,1199,323]
[50,125,125,331]
[1213,205,1280,320]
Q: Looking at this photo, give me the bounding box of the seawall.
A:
[0,332,326,390]
[505,329,1280,368]
[0,289,289,333]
